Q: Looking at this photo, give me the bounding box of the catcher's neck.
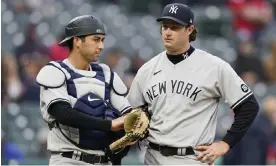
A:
[68,52,90,71]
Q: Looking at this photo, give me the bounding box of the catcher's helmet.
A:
[59,15,106,47]
[156,3,194,26]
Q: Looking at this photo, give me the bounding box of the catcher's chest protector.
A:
[50,61,116,149]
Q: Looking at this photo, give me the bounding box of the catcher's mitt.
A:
[109,105,149,151]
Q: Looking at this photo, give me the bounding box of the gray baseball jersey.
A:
[127,48,253,148]
[37,59,131,155]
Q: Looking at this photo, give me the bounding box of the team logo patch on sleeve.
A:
[241,84,249,93]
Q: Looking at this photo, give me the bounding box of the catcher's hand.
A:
[109,105,149,151]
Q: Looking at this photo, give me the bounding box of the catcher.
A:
[36,15,149,165]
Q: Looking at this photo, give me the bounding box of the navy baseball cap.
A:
[156,3,194,26]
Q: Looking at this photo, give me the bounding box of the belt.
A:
[149,142,195,156]
[53,151,109,164]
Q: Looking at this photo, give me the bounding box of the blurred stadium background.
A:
[1,0,276,165]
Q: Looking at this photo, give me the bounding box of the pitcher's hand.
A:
[194,141,230,165]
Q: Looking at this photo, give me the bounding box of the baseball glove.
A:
[109,105,149,151]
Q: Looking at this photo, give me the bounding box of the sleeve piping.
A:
[230,91,254,109]
[121,106,132,115]
[46,98,71,110]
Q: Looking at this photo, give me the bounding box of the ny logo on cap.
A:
[169,5,178,14]
[96,29,102,33]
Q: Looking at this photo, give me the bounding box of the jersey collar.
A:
[63,59,96,77]
[166,46,195,64]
